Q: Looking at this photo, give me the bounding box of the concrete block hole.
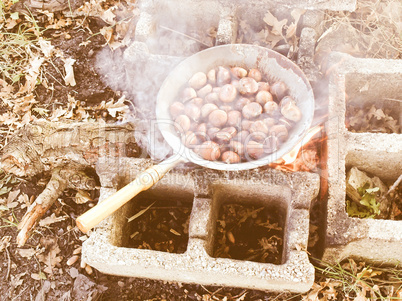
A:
[345,73,401,134]
[112,186,194,253]
[210,184,288,265]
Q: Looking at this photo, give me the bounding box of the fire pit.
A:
[81,0,395,294]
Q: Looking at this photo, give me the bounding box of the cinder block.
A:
[216,18,237,45]
[301,10,325,35]
[133,0,355,53]
[82,157,320,292]
[298,27,321,82]
[323,53,402,266]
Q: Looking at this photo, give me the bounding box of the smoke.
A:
[95,2,218,162]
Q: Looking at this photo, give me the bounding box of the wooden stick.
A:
[76,156,183,233]
[17,173,68,246]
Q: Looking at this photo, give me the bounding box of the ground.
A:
[0,0,401,300]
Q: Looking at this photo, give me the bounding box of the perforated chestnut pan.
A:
[76,44,314,233]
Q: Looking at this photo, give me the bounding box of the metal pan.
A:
[76,44,314,233]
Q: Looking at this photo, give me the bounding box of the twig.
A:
[5,245,11,280]
[200,285,222,298]
[383,98,402,103]
[159,25,210,47]
[386,174,402,196]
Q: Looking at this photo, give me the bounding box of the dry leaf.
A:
[359,82,369,92]
[19,56,44,94]
[105,96,129,117]
[100,26,113,44]
[39,213,67,227]
[6,18,18,29]
[18,248,36,258]
[7,189,20,204]
[101,8,116,25]
[263,11,277,27]
[0,236,11,252]
[10,272,26,288]
[31,272,47,280]
[75,190,92,204]
[286,23,297,39]
[37,241,63,274]
[128,201,155,222]
[303,282,324,300]
[63,58,76,86]
[49,107,67,121]
[38,37,54,57]
[290,9,305,26]
[357,267,382,279]
[79,40,91,47]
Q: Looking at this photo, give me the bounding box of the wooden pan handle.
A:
[76,157,182,233]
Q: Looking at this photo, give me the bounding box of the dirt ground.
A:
[0,0,401,300]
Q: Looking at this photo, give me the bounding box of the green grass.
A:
[0,1,43,85]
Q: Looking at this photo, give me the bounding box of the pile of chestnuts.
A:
[169,66,302,164]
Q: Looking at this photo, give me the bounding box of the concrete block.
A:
[323,52,402,266]
[82,157,320,292]
[216,18,237,45]
[298,27,321,82]
[135,12,155,42]
[301,10,325,35]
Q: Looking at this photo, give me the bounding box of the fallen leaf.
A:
[105,97,129,117]
[286,23,297,39]
[10,12,19,20]
[49,107,67,121]
[38,37,54,57]
[39,213,67,227]
[7,189,20,204]
[101,8,116,25]
[75,190,92,204]
[31,272,47,280]
[359,82,369,92]
[6,18,18,29]
[20,57,44,94]
[100,26,114,44]
[7,202,18,208]
[63,58,76,86]
[290,9,305,26]
[0,236,11,252]
[263,11,277,27]
[10,272,26,288]
[18,248,36,258]
[37,240,63,274]
[357,267,382,279]
[303,282,324,300]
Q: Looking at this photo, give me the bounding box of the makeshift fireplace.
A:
[78,0,342,293]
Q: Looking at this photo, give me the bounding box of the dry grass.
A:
[320,0,401,59]
[0,1,43,85]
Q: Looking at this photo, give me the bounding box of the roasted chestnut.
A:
[170,65,303,164]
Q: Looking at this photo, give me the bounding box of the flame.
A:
[282,125,322,164]
[270,125,324,172]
